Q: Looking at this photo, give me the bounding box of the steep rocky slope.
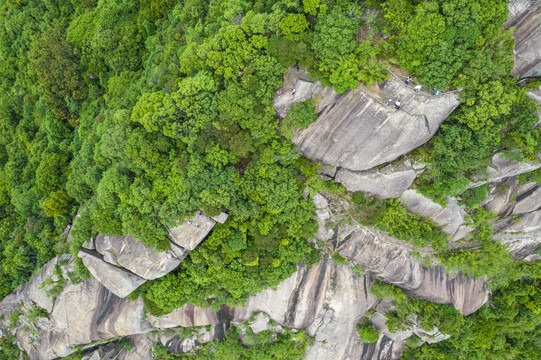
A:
[507,0,541,78]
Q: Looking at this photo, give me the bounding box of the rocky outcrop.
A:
[335,223,488,315]
[78,250,147,298]
[469,153,541,188]
[93,234,187,279]
[399,190,474,240]
[494,231,541,262]
[79,212,225,298]
[507,0,541,78]
[291,79,460,171]
[336,166,416,199]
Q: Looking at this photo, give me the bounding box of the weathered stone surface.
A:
[79,250,147,298]
[24,255,73,313]
[494,231,541,261]
[312,193,329,209]
[336,168,416,199]
[358,335,405,360]
[168,213,216,250]
[116,334,155,360]
[336,224,488,315]
[211,212,229,224]
[469,153,541,188]
[149,258,378,360]
[508,184,541,215]
[371,312,413,341]
[507,1,541,78]
[482,176,518,215]
[94,234,187,280]
[495,210,541,233]
[292,80,460,171]
[399,190,474,240]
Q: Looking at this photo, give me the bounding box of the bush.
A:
[357,320,380,343]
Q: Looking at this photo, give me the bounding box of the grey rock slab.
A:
[167,213,216,250]
[292,80,460,171]
[94,234,186,280]
[371,312,413,341]
[312,193,329,209]
[494,231,541,261]
[507,2,541,78]
[78,250,147,298]
[483,177,518,215]
[511,184,541,215]
[336,224,488,315]
[249,312,271,334]
[469,153,541,188]
[211,212,229,224]
[336,168,416,199]
[495,210,541,233]
[116,334,155,360]
[399,190,474,240]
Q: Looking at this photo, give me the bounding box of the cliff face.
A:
[289,79,460,172]
[507,0,541,78]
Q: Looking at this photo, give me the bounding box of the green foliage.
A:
[356,319,380,343]
[458,184,488,209]
[154,325,312,359]
[332,253,347,265]
[9,311,20,326]
[351,193,449,250]
[403,274,541,359]
[279,13,309,41]
[280,100,318,139]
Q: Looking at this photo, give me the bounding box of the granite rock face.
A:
[335,223,488,315]
[94,234,187,280]
[167,213,217,250]
[507,0,541,78]
[469,153,541,188]
[291,80,460,171]
[78,250,147,298]
[336,167,416,199]
[399,190,474,240]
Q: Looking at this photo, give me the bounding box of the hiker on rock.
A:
[414,84,422,92]
[405,76,411,85]
[395,99,401,110]
[385,98,393,106]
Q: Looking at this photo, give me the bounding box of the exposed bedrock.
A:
[78,212,224,298]
[469,153,541,188]
[335,223,488,315]
[289,79,460,171]
[399,190,474,240]
[336,166,416,199]
[507,0,541,78]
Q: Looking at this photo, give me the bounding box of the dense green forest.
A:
[0,0,540,358]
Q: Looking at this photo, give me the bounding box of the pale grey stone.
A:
[291,80,460,171]
[336,168,416,199]
[94,234,186,280]
[511,185,541,215]
[495,210,541,233]
[399,190,474,240]
[78,250,147,298]
[316,209,330,222]
[371,312,413,341]
[211,212,229,224]
[469,153,541,188]
[167,213,216,250]
[82,237,95,250]
[507,1,541,78]
[249,312,271,334]
[312,193,329,209]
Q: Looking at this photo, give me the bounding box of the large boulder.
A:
[291,79,460,171]
[336,166,416,199]
[399,190,474,240]
[167,213,217,250]
[469,153,541,188]
[336,223,488,315]
[94,234,187,280]
[79,250,147,298]
[507,1,541,78]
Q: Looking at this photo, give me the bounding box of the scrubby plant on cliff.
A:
[356,318,380,343]
[153,325,312,359]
